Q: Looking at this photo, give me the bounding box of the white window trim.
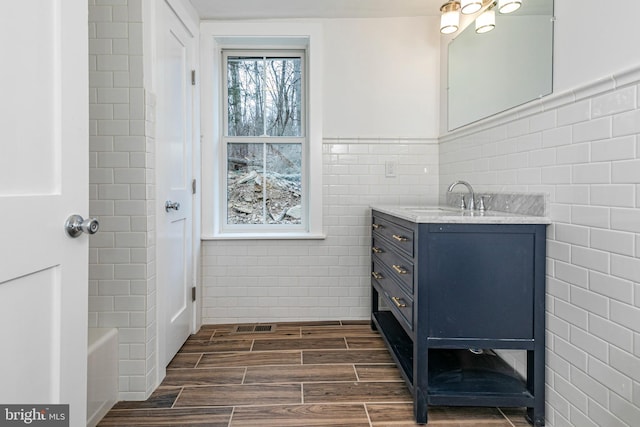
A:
[200,22,324,240]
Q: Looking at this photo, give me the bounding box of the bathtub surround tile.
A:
[89,0,156,400]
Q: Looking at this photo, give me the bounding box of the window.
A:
[200,23,323,239]
[223,51,304,227]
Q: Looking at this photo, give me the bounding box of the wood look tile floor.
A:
[99,321,529,426]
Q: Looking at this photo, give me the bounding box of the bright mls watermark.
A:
[0,405,68,426]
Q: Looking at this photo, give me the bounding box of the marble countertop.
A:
[371,205,551,224]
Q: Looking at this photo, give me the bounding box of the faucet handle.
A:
[459,195,466,210]
[478,195,490,212]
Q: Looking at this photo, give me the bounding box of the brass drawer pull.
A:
[372,223,383,230]
[391,296,407,308]
[372,247,383,254]
[392,264,408,274]
[371,272,383,280]
[392,234,408,242]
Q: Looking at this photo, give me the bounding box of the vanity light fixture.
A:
[440,1,461,35]
[439,0,523,35]
[475,8,495,33]
[498,0,522,14]
[461,0,483,14]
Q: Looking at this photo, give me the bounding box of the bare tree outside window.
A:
[224,52,304,226]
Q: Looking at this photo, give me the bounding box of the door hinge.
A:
[191,70,196,86]
[191,286,196,302]
[192,178,197,195]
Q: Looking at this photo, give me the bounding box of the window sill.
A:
[201,232,326,241]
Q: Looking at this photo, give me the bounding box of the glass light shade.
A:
[498,0,522,14]
[475,9,495,34]
[461,0,483,14]
[440,2,461,34]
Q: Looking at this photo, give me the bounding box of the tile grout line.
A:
[498,407,517,427]
[194,352,204,368]
[240,366,247,385]
[363,402,374,427]
[171,387,185,409]
[227,406,236,427]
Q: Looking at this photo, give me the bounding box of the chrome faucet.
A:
[447,180,475,210]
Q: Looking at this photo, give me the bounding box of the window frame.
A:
[222,50,306,232]
[200,22,324,240]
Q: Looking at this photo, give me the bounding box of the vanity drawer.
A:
[372,260,413,330]
[372,237,414,294]
[372,216,414,257]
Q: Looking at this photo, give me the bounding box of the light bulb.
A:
[440,2,461,34]
[498,0,522,14]
[475,9,495,34]
[461,0,482,14]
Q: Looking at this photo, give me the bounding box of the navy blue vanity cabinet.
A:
[371,210,546,426]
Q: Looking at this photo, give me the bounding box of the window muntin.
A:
[222,50,306,229]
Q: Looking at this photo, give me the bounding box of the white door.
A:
[0,1,89,426]
[156,1,195,371]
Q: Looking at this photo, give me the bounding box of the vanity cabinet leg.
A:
[414,325,428,425]
[526,408,545,427]
[527,349,545,426]
[370,286,379,331]
[414,387,428,424]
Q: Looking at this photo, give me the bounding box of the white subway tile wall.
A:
[201,138,439,324]
[88,0,155,401]
[440,78,640,426]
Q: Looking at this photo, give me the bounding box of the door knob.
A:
[165,201,180,212]
[65,215,99,238]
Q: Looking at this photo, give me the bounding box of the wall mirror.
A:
[447,0,554,130]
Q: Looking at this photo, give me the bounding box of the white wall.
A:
[200,16,441,324]
[552,1,640,92]
[438,1,640,426]
[322,18,439,139]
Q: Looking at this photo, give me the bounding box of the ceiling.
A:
[189,0,445,20]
